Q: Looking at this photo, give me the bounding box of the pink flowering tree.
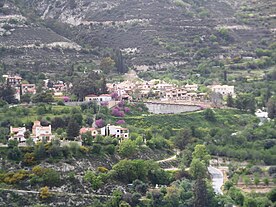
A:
[118,100,125,107]
[101,101,109,107]
[124,107,130,114]
[63,96,70,102]
[95,119,105,128]
[111,92,119,100]
[116,120,126,125]
[112,108,125,117]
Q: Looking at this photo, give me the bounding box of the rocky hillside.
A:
[0,1,100,73]
[1,0,275,73]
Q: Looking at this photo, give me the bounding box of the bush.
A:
[57,100,65,106]
[39,186,51,199]
[98,166,108,173]
[248,166,262,174]
[23,153,36,166]
[42,169,61,187]
[32,165,45,176]
[7,147,22,161]
[118,139,136,158]
[268,166,276,176]
[204,109,216,122]
[3,170,29,184]
[80,146,89,153]
[84,170,103,190]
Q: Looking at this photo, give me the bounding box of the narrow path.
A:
[157,154,225,194]
[0,188,112,198]
[208,166,224,195]
[164,167,180,171]
[157,155,177,163]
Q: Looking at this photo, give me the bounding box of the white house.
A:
[32,121,53,142]
[9,126,27,143]
[210,85,235,96]
[85,94,112,103]
[101,124,129,140]
[21,84,36,95]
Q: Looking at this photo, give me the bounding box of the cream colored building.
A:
[210,85,235,96]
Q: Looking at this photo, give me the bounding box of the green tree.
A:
[243,196,257,207]
[81,132,94,146]
[189,158,207,179]
[263,177,269,186]
[192,144,211,166]
[66,118,80,140]
[34,143,46,160]
[7,147,22,161]
[235,93,256,113]
[106,189,123,207]
[118,139,136,158]
[20,93,31,103]
[190,144,211,207]
[100,57,115,74]
[243,176,251,186]
[228,187,244,206]
[71,72,104,100]
[26,138,35,147]
[253,175,260,186]
[204,108,216,122]
[267,96,276,119]
[32,92,54,103]
[173,128,192,150]
[0,85,17,104]
[84,170,103,190]
[114,49,127,74]
[193,178,209,207]
[226,94,234,107]
[268,188,276,203]
[42,169,60,187]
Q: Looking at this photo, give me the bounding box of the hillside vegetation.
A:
[0,0,274,76]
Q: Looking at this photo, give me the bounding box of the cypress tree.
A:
[66,118,80,140]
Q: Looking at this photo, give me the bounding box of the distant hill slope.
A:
[1,0,275,73]
[0,1,99,72]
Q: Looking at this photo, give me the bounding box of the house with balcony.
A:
[32,121,53,142]
[3,75,22,86]
[21,84,36,95]
[2,74,22,101]
[100,124,129,141]
[9,126,27,143]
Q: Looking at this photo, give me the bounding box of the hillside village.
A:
[2,72,238,148]
[2,73,235,105]
[0,0,275,207]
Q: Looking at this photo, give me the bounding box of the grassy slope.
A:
[123,109,258,131]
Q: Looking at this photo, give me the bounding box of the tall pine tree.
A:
[114,49,127,74]
[226,94,234,107]
[66,118,80,140]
